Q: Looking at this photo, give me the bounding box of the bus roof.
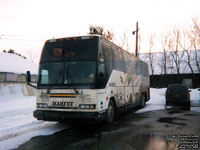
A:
[46,35,100,43]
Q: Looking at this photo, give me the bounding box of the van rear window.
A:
[167,85,188,92]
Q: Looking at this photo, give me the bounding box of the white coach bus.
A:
[26,35,150,124]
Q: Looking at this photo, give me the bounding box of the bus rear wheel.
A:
[106,100,115,124]
[140,95,146,108]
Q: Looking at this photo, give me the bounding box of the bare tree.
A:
[168,27,185,74]
[148,34,155,75]
[158,32,171,75]
[116,31,131,52]
[190,18,200,72]
[179,28,194,73]
[117,30,141,55]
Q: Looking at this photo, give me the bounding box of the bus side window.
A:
[123,52,130,72]
[101,41,113,78]
[138,61,142,75]
[98,63,105,84]
[134,61,141,75]
[142,62,148,76]
[112,46,123,71]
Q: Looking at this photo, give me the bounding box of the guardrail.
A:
[0,72,37,83]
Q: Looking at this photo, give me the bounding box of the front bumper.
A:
[166,99,190,107]
[33,110,107,123]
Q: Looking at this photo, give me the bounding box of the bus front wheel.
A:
[106,100,115,124]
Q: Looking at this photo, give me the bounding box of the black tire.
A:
[106,100,115,124]
[185,101,190,110]
[140,95,146,108]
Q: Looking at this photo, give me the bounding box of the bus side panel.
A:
[104,59,150,112]
[105,70,148,108]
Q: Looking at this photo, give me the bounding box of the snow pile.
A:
[0,83,36,97]
[0,96,69,150]
[136,88,166,113]
[190,89,200,101]
[0,52,38,74]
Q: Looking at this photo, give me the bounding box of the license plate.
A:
[174,94,180,98]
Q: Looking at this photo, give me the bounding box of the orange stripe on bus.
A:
[50,94,78,97]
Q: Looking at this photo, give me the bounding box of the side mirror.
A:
[26,71,36,89]
[188,90,191,92]
[26,71,31,83]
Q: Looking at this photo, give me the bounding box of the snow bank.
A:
[0,52,38,74]
[0,96,68,150]
[190,89,200,102]
[136,88,166,113]
[0,83,36,97]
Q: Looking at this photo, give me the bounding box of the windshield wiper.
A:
[67,66,79,94]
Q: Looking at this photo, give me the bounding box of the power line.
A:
[0,34,52,38]
[0,34,54,42]
[0,38,45,42]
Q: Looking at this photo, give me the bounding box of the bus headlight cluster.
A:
[37,103,48,108]
[79,104,96,109]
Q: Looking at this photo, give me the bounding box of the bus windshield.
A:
[39,61,96,85]
[38,37,98,86]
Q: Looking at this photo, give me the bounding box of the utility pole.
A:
[132,22,139,57]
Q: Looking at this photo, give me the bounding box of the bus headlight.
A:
[79,104,96,109]
[37,103,48,108]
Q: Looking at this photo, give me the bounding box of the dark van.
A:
[165,84,191,109]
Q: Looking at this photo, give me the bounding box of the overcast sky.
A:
[0,0,200,62]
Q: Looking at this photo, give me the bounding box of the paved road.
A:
[16,107,200,150]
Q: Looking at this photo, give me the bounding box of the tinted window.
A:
[101,41,113,76]
[40,38,98,63]
[112,46,124,71]
[123,52,131,72]
[66,39,98,61]
[134,61,141,75]
[40,41,64,63]
[167,85,188,92]
[141,61,148,76]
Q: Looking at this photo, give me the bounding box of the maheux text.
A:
[52,101,73,107]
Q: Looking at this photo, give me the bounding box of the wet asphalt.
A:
[16,107,200,150]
